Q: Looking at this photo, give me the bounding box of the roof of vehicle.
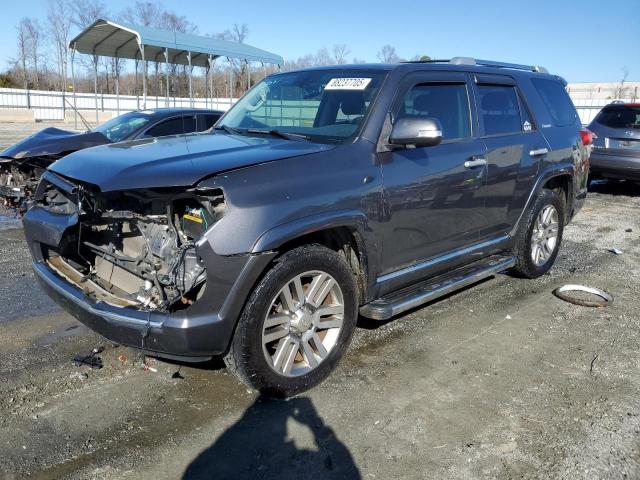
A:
[137,108,224,115]
[602,102,640,109]
[276,58,562,82]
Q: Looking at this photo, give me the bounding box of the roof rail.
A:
[412,57,549,74]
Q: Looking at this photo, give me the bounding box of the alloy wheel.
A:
[261,270,344,377]
[531,204,559,266]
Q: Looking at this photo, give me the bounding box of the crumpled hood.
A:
[0,127,110,161]
[49,133,336,191]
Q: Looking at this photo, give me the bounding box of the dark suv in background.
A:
[0,108,222,206]
[22,58,588,396]
[588,102,640,182]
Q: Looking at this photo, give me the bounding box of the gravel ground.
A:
[0,121,638,479]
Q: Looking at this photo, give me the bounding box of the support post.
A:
[204,61,209,109]
[135,58,139,110]
[209,56,215,107]
[246,60,250,91]
[188,51,193,108]
[140,44,147,109]
[165,48,169,107]
[71,46,77,130]
[155,62,159,108]
[115,55,120,115]
[93,54,99,125]
[228,57,232,108]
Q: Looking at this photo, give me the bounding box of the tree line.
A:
[4,0,430,99]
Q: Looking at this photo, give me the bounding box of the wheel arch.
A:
[251,210,372,304]
[510,164,575,237]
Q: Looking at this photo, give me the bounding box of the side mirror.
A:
[389,117,443,148]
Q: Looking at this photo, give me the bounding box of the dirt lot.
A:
[0,122,639,479]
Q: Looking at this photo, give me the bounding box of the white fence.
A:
[0,85,635,127]
[0,87,236,123]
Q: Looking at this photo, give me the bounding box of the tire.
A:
[224,244,358,398]
[511,189,565,279]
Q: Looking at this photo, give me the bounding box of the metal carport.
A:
[68,18,284,125]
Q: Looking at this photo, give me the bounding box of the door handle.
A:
[529,147,549,157]
[464,158,487,168]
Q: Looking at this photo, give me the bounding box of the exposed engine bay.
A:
[41,181,225,312]
[0,158,49,206]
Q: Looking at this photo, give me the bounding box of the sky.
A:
[1,0,638,83]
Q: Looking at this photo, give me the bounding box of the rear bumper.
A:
[23,205,275,360]
[589,150,640,180]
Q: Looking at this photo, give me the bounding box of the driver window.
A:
[397,83,471,141]
[143,116,196,138]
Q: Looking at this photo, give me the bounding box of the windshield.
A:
[218,69,387,143]
[596,105,640,129]
[93,111,156,142]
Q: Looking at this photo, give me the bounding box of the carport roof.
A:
[68,19,284,66]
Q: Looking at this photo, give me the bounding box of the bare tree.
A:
[15,19,30,89]
[332,44,351,64]
[69,0,108,30]
[216,24,250,97]
[314,47,332,66]
[614,67,630,99]
[24,19,42,88]
[377,45,401,63]
[121,1,163,27]
[410,54,431,62]
[47,0,73,91]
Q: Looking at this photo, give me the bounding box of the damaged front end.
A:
[0,156,52,206]
[33,174,225,314]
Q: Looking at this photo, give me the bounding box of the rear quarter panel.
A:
[520,76,588,217]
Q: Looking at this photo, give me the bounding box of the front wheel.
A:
[511,189,565,279]
[224,245,358,397]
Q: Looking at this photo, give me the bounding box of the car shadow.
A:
[588,178,640,197]
[182,395,361,480]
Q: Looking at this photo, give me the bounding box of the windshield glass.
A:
[218,69,387,143]
[597,105,640,129]
[93,111,156,142]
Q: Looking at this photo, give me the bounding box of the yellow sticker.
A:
[183,214,203,223]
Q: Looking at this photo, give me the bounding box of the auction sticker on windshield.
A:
[325,78,372,90]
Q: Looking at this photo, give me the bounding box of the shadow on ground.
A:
[183,395,360,480]
[588,178,640,196]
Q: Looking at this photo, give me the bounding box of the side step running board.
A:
[360,256,515,320]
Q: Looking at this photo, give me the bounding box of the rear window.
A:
[531,78,578,127]
[596,106,640,129]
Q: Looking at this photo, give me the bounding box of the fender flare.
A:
[509,164,575,237]
[251,209,370,253]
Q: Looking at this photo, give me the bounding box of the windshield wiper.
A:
[246,129,309,141]
[214,125,243,135]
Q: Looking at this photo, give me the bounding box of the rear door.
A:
[472,74,549,240]
[378,72,488,279]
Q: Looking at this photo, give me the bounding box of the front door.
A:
[378,73,487,279]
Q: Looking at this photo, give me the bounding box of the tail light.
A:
[580,128,596,146]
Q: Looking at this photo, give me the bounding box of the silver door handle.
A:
[464,158,487,168]
[529,148,549,156]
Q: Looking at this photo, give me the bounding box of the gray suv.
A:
[22,58,588,396]
[588,102,640,182]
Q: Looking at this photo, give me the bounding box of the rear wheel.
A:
[224,245,358,397]
[511,189,564,279]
